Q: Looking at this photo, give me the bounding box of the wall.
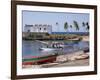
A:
[0,0,99,80]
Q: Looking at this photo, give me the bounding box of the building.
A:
[24,24,52,34]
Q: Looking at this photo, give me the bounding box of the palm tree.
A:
[64,22,68,30]
[86,22,89,30]
[70,25,72,28]
[56,22,59,32]
[82,22,85,27]
[73,20,79,30]
[56,22,58,25]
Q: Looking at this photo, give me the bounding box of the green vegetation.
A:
[82,22,85,27]
[73,20,79,30]
[64,20,80,31]
[64,22,68,30]
[23,20,89,41]
[63,20,90,31]
[86,22,89,30]
[82,22,89,30]
[22,32,83,41]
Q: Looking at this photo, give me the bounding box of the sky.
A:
[22,10,89,32]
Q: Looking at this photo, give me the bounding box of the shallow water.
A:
[22,40,89,58]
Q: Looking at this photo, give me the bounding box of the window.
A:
[44,28,46,30]
[27,30,30,32]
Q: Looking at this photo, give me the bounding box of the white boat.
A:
[39,48,61,51]
[37,40,74,51]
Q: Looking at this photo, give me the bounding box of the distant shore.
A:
[22,32,89,41]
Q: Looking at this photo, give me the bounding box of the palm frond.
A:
[73,21,79,30]
[64,22,68,30]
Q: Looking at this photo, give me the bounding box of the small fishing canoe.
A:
[22,54,57,65]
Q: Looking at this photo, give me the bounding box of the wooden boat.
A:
[39,48,61,51]
[22,54,57,65]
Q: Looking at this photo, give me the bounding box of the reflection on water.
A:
[22,40,89,57]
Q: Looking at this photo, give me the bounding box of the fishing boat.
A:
[39,48,60,51]
[39,41,65,51]
[39,43,74,51]
[22,54,57,65]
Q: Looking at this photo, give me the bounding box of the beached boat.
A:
[22,54,57,65]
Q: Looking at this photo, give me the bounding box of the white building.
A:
[24,24,52,34]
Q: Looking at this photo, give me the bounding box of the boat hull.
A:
[22,55,57,65]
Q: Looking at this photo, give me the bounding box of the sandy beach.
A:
[82,36,89,41]
[23,59,89,69]
[42,59,89,68]
[41,51,89,68]
[23,51,89,68]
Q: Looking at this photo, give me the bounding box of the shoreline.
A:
[41,59,89,68]
[22,35,89,68]
[22,59,89,69]
[22,51,89,69]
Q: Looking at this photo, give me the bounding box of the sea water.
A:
[22,40,89,58]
